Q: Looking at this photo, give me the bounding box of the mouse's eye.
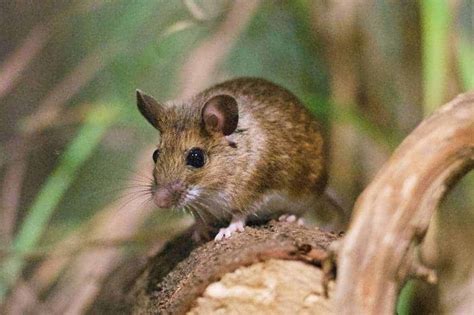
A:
[186,148,205,168]
[152,149,160,163]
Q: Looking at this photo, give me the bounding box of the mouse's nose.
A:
[154,188,173,208]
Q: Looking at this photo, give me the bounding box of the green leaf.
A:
[0,105,119,300]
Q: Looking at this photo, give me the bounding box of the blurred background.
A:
[0,0,472,314]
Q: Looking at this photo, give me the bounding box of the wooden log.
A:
[90,222,339,314]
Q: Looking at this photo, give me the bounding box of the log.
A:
[89,222,339,314]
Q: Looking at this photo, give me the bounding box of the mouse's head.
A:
[136,90,239,213]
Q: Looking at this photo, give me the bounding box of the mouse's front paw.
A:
[214,218,245,241]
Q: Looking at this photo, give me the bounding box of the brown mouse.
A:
[136,78,346,241]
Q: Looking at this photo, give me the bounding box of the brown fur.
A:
[142,78,327,224]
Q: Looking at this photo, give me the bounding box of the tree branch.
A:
[335,92,474,314]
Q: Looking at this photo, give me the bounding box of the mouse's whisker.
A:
[115,189,153,202]
[94,188,150,208]
[182,205,191,215]
[198,192,232,215]
[191,199,218,220]
[136,194,154,211]
[188,204,208,226]
[115,186,154,194]
[77,181,151,203]
[111,191,153,213]
[193,197,231,221]
[198,189,232,209]
[98,183,153,197]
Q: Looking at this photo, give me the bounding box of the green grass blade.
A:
[0,105,119,300]
[397,280,416,315]
[458,35,474,89]
[421,0,452,115]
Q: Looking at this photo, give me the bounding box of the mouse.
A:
[136,77,346,241]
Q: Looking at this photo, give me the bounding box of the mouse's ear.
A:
[201,95,238,136]
[136,89,164,131]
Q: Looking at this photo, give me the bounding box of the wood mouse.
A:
[136,78,346,241]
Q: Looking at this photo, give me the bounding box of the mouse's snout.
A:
[154,188,173,208]
[153,181,185,209]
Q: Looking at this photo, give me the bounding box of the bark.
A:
[89,222,339,314]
